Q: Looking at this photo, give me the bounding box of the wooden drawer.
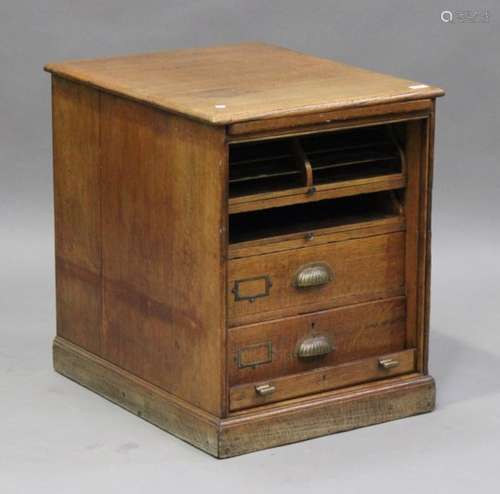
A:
[230,349,415,411]
[228,297,406,386]
[228,232,405,325]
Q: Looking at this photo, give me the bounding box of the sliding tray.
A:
[229,190,405,258]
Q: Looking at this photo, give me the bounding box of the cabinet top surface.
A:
[45,42,444,125]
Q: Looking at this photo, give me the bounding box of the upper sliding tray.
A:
[228,123,406,214]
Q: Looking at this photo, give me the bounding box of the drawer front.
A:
[228,232,405,325]
[230,349,415,411]
[228,297,406,386]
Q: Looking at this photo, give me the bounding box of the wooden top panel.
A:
[45,42,444,125]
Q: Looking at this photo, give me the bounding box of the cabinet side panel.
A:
[405,116,433,373]
[419,106,435,373]
[52,77,102,354]
[404,120,423,351]
[100,94,226,416]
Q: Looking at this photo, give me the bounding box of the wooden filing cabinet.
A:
[45,43,444,457]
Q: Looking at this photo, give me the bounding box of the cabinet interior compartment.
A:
[229,190,403,244]
[228,123,405,199]
[229,138,302,197]
[302,125,404,185]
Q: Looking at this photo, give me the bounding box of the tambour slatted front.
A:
[46,42,443,457]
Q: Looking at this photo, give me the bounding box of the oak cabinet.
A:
[45,43,444,458]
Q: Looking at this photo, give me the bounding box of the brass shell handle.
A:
[255,383,276,396]
[378,358,400,369]
[294,262,333,288]
[298,335,334,359]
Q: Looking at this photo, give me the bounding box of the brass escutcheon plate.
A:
[237,341,273,368]
[232,275,272,302]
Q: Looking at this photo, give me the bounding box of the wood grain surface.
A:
[45,43,444,124]
[51,77,227,416]
[220,373,435,457]
[98,91,227,416]
[228,99,432,137]
[229,349,415,411]
[52,78,102,354]
[228,232,405,325]
[228,297,406,386]
[54,336,434,458]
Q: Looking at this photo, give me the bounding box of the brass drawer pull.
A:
[378,358,400,369]
[294,262,333,288]
[255,383,276,396]
[298,335,334,359]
